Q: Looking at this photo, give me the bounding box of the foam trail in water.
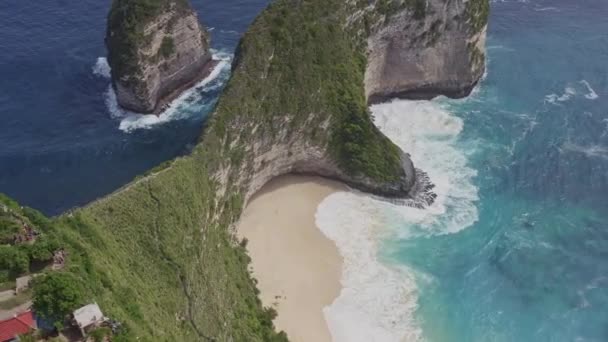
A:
[545,81,600,104]
[534,6,559,12]
[93,50,232,132]
[545,86,576,104]
[561,142,608,160]
[580,80,599,100]
[317,99,479,342]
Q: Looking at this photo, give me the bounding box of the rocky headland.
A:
[0,0,489,340]
[227,0,488,206]
[106,0,217,113]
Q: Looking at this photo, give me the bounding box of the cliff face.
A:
[106,0,215,113]
[364,0,489,103]
[206,0,437,206]
[239,115,424,204]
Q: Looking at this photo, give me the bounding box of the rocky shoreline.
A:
[367,81,480,104]
[152,59,219,114]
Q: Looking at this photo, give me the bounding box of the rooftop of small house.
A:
[0,311,36,342]
[73,303,105,329]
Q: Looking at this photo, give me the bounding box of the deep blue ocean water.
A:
[1,0,608,341]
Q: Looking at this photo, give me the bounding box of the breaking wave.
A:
[92,50,233,132]
[316,99,479,342]
[92,57,111,78]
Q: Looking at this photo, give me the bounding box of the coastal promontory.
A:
[106,0,216,113]
[0,0,488,340]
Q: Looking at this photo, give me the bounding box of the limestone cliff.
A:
[207,0,436,206]
[363,0,489,103]
[210,0,487,206]
[106,0,215,113]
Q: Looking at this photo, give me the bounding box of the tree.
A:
[0,245,29,275]
[32,272,86,323]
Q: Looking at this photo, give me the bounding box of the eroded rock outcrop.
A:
[364,0,489,103]
[225,0,488,206]
[106,0,216,113]
[239,117,430,206]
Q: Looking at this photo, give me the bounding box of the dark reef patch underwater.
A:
[1,0,608,341]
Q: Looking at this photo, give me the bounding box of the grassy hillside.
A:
[2,156,283,341]
[58,156,284,341]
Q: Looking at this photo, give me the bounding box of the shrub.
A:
[28,239,59,262]
[89,327,112,342]
[0,245,29,275]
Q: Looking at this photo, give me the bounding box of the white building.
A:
[73,303,105,336]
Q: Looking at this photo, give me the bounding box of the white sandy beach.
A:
[237,175,345,342]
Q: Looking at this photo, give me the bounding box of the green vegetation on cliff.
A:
[467,0,490,33]
[212,0,403,182]
[0,196,58,283]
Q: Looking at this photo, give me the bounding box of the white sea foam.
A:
[545,81,599,105]
[487,45,515,52]
[317,99,479,341]
[112,59,229,132]
[545,86,576,104]
[534,6,559,12]
[561,142,608,160]
[93,50,233,132]
[580,80,599,100]
[92,57,111,79]
[316,194,424,342]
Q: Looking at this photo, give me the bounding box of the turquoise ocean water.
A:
[318,0,608,341]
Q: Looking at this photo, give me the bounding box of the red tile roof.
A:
[0,311,36,342]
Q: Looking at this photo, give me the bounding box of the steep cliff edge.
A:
[0,0,486,340]
[364,0,489,103]
[211,0,431,204]
[106,0,216,113]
